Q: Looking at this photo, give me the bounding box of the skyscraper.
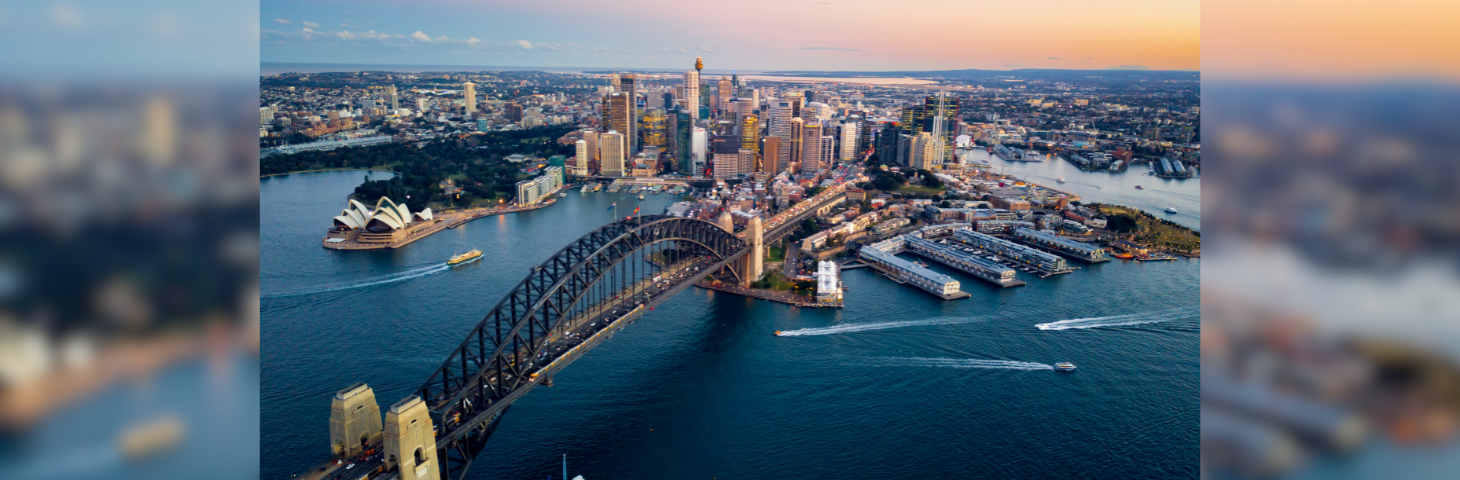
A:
[617,75,638,151]
[505,102,524,122]
[387,85,399,111]
[600,131,627,177]
[673,109,692,175]
[691,127,707,177]
[801,122,823,174]
[573,140,590,176]
[641,108,666,153]
[712,136,740,180]
[839,121,859,162]
[604,92,635,154]
[789,117,804,170]
[740,114,759,156]
[762,136,781,173]
[682,70,700,120]
[768,100,793,171]
[739,148,755,176]
[581,129,600,174]
[911,132,936,170]
[717,77,732,112]
[462,82,476,115]
[821,135,834,170]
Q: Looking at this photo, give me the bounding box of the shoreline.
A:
[261,166,394,178]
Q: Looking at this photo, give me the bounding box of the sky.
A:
[260,0,1199,72]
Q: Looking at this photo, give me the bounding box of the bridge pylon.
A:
[384,396,441,480]
[329,383,383,458]
[740,216,764,286]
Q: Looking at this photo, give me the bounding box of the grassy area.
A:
[767,246,785,262]
[259,166,392,178]
[1095,204,1201,252]
[751,270,815,295]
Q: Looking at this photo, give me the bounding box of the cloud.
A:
[1047,57,1060,60]
[303,21,319,28]
[273,18,291,25]
[678,46,688,52]
[800,46,860,51]
[517,40,532,49]
[411,31,431,42]
[698,46,714,52]
[1108,65,1151,70]
[467,37,483,45]
[1085,57,1094,60]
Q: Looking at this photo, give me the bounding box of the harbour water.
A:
[262,170,1199,479]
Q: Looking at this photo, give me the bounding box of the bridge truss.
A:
[416,215,749,480]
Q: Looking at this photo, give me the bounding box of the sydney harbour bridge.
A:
[305,185,848,480]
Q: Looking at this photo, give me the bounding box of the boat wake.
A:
[263,264,450,299]
[863,357,1053,371]
[775,315,987,336]
[1035,306,1199,331]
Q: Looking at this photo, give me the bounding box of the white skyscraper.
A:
[600,131,627,177]
[682,70,700,120]
[768,101,794,170]
[690,127,707,177]
[839,121,859,162]
[801,122,823,174]
[574,139,590,176]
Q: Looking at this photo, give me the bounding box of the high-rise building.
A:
[604,92,635,154]
[674,109,693,175]
[768,101,794,170]
[762,136,781,173]
[821,135,834,169]
[462,82,476,114]
[712,136,740,180]
[505,102,524,122]
[600,131,627,177]
[736,99,754,123]
[911,132,936,170]
[691,127,707,177]
[641,108,666,153]
[573,140,590,176]
[387,85,399,111]
[717,77,732,112]
[877,123,901,165]
[789,117,804,170]
[662,92,675,112]
[617,75,638,151]
[897,133,915,166]
[740,114,759,156]
[739,148,755,176]
[681,71,701,116]
[801,122,823,174]
[581,129,600,174]
[839,121,859,162]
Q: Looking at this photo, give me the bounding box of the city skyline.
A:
[260,0,1199,72]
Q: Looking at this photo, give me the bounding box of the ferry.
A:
[448,249,483,265]
[1055,362,1076,371]
[1165,207,1178,214]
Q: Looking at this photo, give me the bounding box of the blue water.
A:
[261,170,1199,479]
[963,148,1202,230]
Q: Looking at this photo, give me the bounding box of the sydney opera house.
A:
[325,197,435,247]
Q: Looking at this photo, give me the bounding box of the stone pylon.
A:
[329,383,383,458]
[384,396,440,480]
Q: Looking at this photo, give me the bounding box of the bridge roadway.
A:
[752,182,851,243]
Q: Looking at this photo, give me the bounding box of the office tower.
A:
[925,93,957,167]
[682,70,700,120]
[857,115,874,157]
[662,92,674,112]
[462,82,476,114]
[711,136,740,179]
[911,132,937,170]
[877,123,900,165]
[388,85,399,110]
[641,108,666,153]
[803,102,831,122]
[762,136,781,173]
[768,100,793,170]
[691,127,707,177]
[899,105,923,135]
[604,92,635,154]
[717,77,732,112]
[574,140,590,176]
[929,115,947,169]
[801,122,823,174]
[783,92,804,119]
[840,121,859,162]
[666,111,679,170]
[731,72,739,90]
[505,102,524,122]
[617,75,638,151]
[897,134,915,166]
[600,131,627,177]
[674,109,693,175]
[416,98,429,112]
[739,148,755,176]
[581,129,600,174]
[740,115,759,156]
[821,135,834,169]
[736,99,754,125]
[789,117,804,170]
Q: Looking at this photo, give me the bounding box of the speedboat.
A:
[1165,207,1178,214]
[1055,362,1076,371]
[774,331,782,336]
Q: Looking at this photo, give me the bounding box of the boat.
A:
[1112,252,1135,259]
[1055,362,1076,371]
[448,249,483,265]
[774,331,782,336]
[580,185,591,193]
[1056,177,1066,183]
[638,193,645,200]
[1134,185,1144,190]
[1165,207,1178,214]
[557,192,567,198]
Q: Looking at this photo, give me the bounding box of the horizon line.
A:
[260,61,1200,74]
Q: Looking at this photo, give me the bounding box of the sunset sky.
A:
[261,0,1200,72]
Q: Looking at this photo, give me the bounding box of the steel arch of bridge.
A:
[417,215,749,480]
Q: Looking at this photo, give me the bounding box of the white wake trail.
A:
[865,357,1054,370]
[263,264,450,299]
[776,315,987,336]
[1034,306,1199,331]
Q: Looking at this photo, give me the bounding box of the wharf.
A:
[694,281,842,308]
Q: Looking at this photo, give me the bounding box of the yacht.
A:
[1055,362,1076,371]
